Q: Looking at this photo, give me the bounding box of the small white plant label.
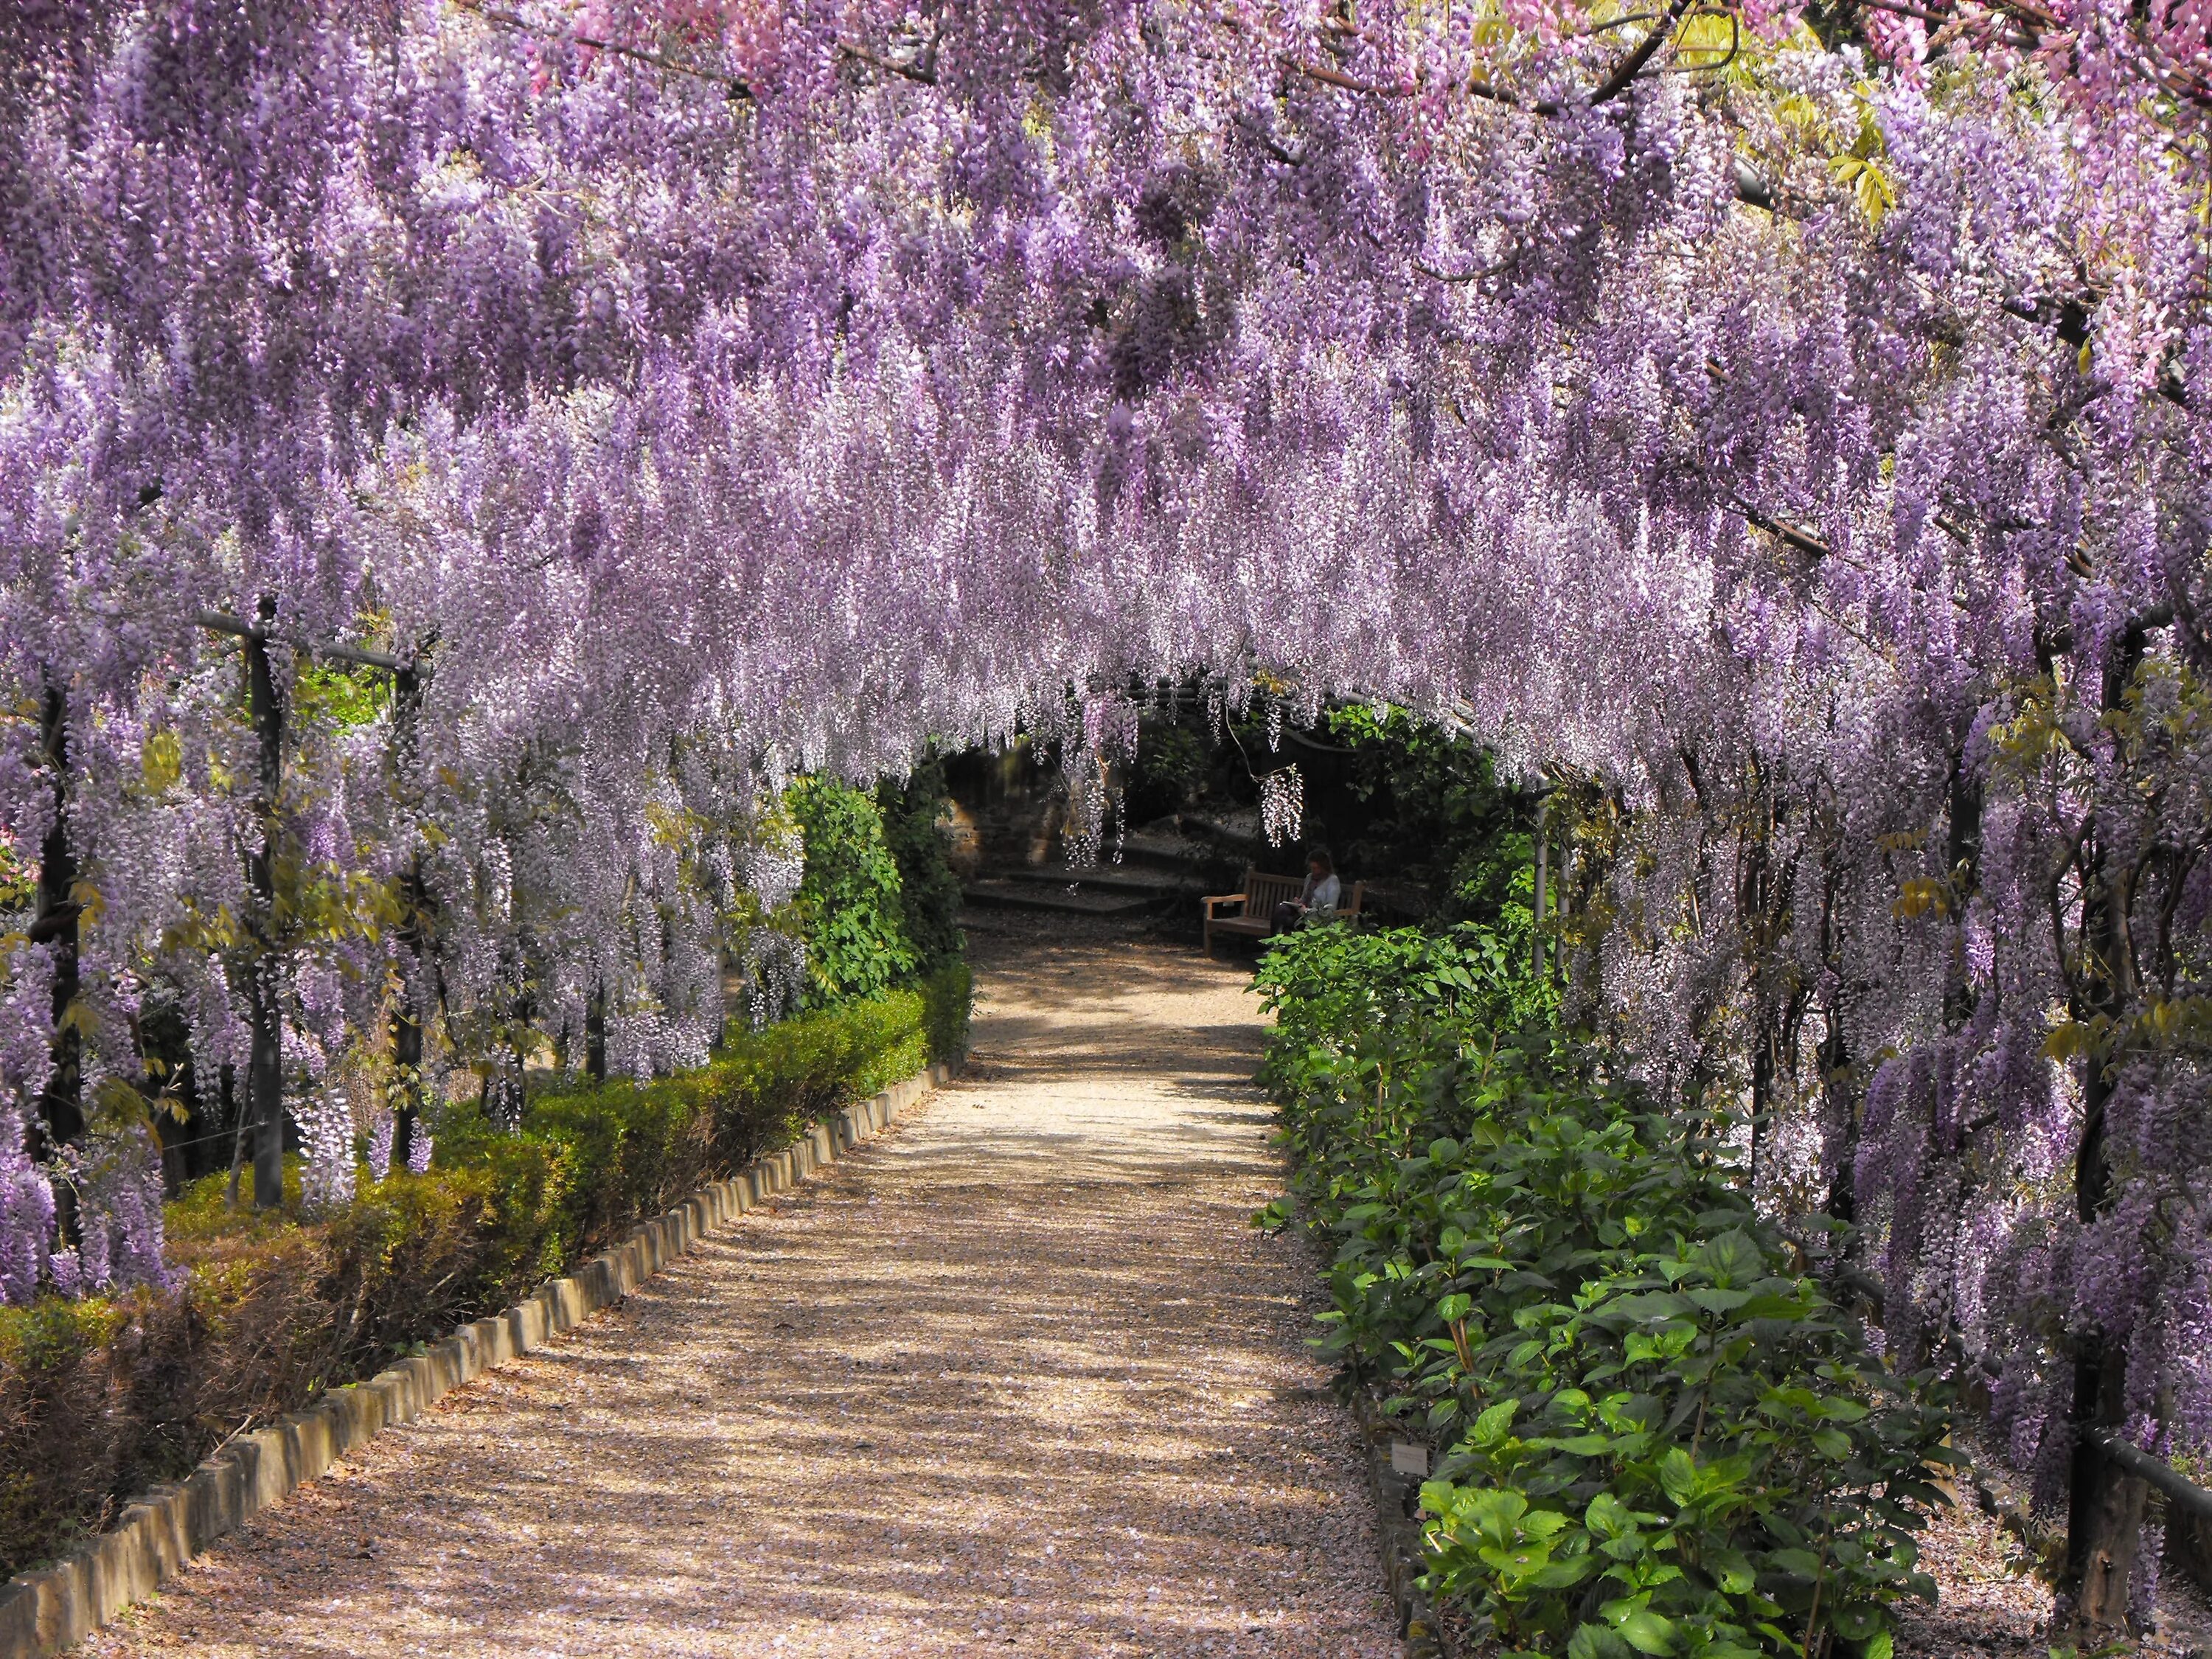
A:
[1390,1441,1429,1477]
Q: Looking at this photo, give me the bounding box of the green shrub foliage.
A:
[788,776,917,1004]
[1324,705,1535,923]
[919,961,973,1066]
[1125,720,1207,823]
[876,758,967,976]
[0,974,966,1577]
[1256,925,1951,1659]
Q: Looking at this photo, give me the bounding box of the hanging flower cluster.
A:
[1259,768,1304,849]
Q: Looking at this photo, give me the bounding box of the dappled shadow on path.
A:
[83,929,1396,1659]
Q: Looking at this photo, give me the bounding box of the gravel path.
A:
[83,926,1402,1658]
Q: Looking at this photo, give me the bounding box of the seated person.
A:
[1271,847,1342,934]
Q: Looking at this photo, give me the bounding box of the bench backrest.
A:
[1242,870,1366,919]
[1243,870,1307,911]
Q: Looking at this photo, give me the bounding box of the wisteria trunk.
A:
[2067,1333,2149,1639]
[2061,640,2147,1640]
[33,681,81,1239]
[389,988,422,1175]
[244,619,287,1211]
[389,664,430,1172]
[585,987,607,1084]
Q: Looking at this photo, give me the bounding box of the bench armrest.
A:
[1203,894,1248,914]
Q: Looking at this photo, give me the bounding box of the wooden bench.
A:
[1203,869,1366,953]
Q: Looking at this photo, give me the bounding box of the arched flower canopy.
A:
[1,0,2208,1622]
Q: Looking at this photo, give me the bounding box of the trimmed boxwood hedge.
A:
[0,964,970,1578]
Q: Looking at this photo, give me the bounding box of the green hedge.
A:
[0,970,968,1578]
[788,776,917,1004]
[1256,926,1950,1659]
[919,961,973,1065]
[878,759,967,975]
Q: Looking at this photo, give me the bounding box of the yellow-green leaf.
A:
[141,729,182,793]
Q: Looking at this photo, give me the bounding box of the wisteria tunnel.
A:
[2,4,2211,1656]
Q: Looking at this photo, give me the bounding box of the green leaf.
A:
[1471,1398,1519,1444]
[1689,1229,1768,1287]
[1605,1290,1695,1323]
[1615,1609,1680,1655]
[1706,1545,1757,1595]
[1569,1626,1636,1659]
[1587,1491,1632,1539]
[1829,1601,1882,1640]
[1738,1291,1812,1320]
[1419,1478,1461,1514]
[1521,1508,1571,1540]
[1687,1287,1755,1315]
[1528,1555,1600,1589]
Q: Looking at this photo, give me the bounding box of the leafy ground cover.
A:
[0,965,968,1579]
[1256,925,1951,1659]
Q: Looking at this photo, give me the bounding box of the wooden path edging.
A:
[1350,1391,1455,1659]
[0,1061,955,1659]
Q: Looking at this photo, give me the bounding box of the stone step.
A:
[1110,828,1221,872]
[959,880,1161,918]
[997,864,1195,897]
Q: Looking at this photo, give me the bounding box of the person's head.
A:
[1307,846,1333,877]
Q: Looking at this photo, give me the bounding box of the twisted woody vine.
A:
[1,0,2209,1646]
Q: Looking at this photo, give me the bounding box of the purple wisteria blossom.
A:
[0,1,2205,1632]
